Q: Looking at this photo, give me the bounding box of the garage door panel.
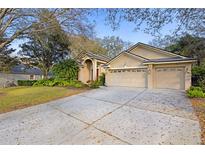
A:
[155,67,185,90]
[106,69,147,88]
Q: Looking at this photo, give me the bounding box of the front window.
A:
[30,75,34,80]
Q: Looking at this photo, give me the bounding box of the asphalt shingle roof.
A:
[143,57,196,63]
[10,64,43,75]
[76,51,110,62]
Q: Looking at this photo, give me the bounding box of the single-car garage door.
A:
[106,68,147,88]
[154,67,185,90]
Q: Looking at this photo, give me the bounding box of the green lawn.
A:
[0,86,87,114]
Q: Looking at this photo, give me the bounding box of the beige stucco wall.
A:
[78,67,88,84]
[129,46,176,59]
[109,53,144,68]
[78,59,93,84]
[78,58,107,84]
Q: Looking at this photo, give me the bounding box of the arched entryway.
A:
[78,58,94,84]
[77,53,108,84]
[84,59,93,82]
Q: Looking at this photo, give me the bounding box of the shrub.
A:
[98,73,105,86]
[187,86,205,98]
[192,65,205,76]
[17,80,37,86]
[33,79,52,86]
[33,78,86,88]
[89,73,106,88]
[52,59,79,80]
[199,79,205,92]
[89,80,101,88]
[192,65,205,87]
[189,86,203,91]
[67,80,86,88]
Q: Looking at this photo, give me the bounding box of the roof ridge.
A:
[143,57,196,63]
[86,51,110,59]
[76,51,110,60]
[127,42,186,58]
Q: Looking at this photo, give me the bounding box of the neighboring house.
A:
[0,64,44,87]
[105,42,196,90]
[76,51,110,83]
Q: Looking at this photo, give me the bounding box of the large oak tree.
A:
[0,8,94,50]
[19,10,71,79]
[105,9,205,37]
[0,8,94,73]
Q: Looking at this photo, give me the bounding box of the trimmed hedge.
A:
[187,86,205,98]
[33,78,86,88]
[17,80,37,86]
[17,79,86,88]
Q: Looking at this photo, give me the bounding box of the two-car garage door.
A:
[106,67,185,90]
[106,68,147,88]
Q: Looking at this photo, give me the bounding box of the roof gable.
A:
[76,51,110,62]
[107,52,146,65]
[128,42,186,59]
[108,52,145,68]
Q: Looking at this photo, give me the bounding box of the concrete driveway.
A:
[0,87,201,144]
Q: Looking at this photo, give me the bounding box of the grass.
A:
[191,98,205,144]
[0,86,88,114]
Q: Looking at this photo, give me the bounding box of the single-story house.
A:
[77,42,196,90]
[0,64,44,87]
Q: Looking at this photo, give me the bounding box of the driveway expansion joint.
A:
[48,104,91,125]
[49,103,129,145]
[88,89,147,125]
[92,126,131,145]
[49,89,147,145]
[80,95,121,106]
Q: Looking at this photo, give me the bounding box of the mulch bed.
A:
[191,98,205,144]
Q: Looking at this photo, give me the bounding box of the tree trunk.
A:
[43,69,49,79]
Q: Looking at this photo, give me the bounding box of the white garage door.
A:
[155,67,185,90]
[106,68,147,88]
